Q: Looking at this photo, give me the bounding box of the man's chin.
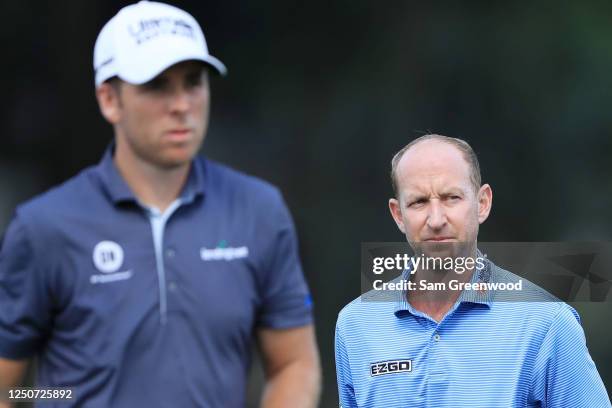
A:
[411,240,471,258]
[154,144,200,167]
[155,152,196,169]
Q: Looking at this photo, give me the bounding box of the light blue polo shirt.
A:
[335,258,610,407]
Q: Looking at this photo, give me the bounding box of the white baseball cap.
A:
[93,1,227,86]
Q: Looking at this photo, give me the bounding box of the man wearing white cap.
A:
[0,2,321,407]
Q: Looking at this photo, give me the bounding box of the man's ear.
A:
[477,184,493,224]
[95,82,122,125]
[389,198,406,233]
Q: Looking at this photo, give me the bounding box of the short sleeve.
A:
[0,214,52,359]
[335,320,357,408]
[530,304,611,407]
[256,192,313,329]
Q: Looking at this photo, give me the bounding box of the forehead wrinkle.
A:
[396,141,472,195]
[401,175,467,199]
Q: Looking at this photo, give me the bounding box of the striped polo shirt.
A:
[335,258,610,407]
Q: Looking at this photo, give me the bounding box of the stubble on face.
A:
[114,61,211,170]
[394,140,481,260]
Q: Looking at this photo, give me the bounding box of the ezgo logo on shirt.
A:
[370,359,412,377]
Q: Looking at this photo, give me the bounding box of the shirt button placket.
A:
[166,248,177,297]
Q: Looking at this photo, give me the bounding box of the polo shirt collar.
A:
[97,142,206,205]
[181,157,206,204]
[394,249,493,318]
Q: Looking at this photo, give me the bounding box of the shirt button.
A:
[433,333,441,342]
[168,281,177,291]
[166,248,176,258]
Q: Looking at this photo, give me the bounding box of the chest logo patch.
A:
[93,241,124,273]
[200,246,249,261]
[370,360,412,377]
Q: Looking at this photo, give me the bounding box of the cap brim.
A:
[117,53,228,85]
[201,55,227,77]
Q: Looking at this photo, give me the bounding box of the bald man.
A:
[334,134,610,408]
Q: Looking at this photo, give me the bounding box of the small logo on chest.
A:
[92,241,124,273]
[200,245,249,261]
[90,241,132,284]
[370,360,412,377]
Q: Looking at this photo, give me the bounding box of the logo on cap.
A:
[93,241,124,273]
[128,17,196,45]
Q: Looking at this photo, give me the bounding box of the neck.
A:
[114,141,190,212]
[408,248,478,322]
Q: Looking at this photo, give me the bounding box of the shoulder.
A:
[337,293,395,333]
[203,158,282,201]
[488,263,580,329]
[2,165,99,262]
[15,165,99,231]
[490,262,560,302]
[202,158,292,228]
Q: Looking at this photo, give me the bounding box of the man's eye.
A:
[183,71,204,88]
[143,79,167,91]
[186,75,202,87]
[444,195,461,204]
[409,200,425,207]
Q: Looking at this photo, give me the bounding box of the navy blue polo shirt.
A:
[0,147,313,407]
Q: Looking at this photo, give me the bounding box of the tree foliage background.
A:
[1,1,611,406]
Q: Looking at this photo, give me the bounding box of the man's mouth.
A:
[165,128,192,141]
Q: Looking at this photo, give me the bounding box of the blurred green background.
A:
[1,1,611,406]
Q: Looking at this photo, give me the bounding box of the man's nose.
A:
[426,200,447,230]
[168,87,191,113]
